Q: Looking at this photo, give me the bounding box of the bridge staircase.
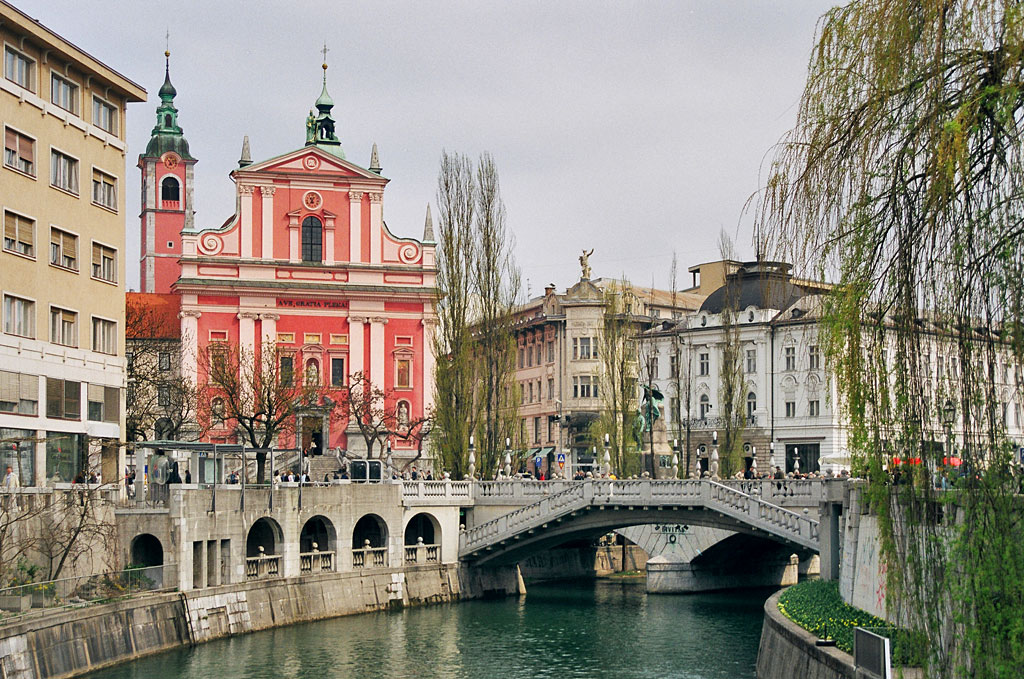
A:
[458,479,820,561]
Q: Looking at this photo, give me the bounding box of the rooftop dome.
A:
[698,261,804,314]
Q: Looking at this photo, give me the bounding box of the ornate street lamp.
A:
[468,435,476,480]
[672,438,679,479]
[770,441,777,472]
[603,433,611,477]
[942,399,956,488]
[710,430,720,479]
[503,437,512,478]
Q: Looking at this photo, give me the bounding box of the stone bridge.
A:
[451,479,828,566]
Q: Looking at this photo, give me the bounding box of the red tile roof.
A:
[126,292,180,339]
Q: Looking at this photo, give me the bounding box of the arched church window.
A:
[301,216,323,263]
[161,176,179,202]
[699,393,711,419]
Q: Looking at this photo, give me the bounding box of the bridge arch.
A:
[130,533,163,567]
[352,513,388,549]
[404,512,440,546]
[247,517,283,557]
[300,515,336,553]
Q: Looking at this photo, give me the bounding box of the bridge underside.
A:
[463,506,816,567]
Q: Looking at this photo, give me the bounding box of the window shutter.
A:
[19,373,37,402]
[88,383,104,403]
[92,242,101,268]
[0,371,18,402]
[18,135,32,163]
[46,378,62,418]
[18,215,32,249]
[62,231,76,260]
[4,127,16,152]
[104,387,119,423]
[3,212,15,243]
[63,380,80,419]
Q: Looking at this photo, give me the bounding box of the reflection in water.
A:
[87,581,771,679]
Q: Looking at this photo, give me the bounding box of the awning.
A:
[526,448,542,459]
[538,447,555,457]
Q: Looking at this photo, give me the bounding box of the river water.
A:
[87,581,771,679]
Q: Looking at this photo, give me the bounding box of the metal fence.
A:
[0,564,173,621]
[854,627,892,679]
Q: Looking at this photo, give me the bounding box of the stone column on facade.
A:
[369,317,387,388]
[287,212,300,262]
[33,426,45,488]
[260,186,275,259]
[349,192,363,262]
[421,318,436,415]
[239,185,255,258]
[348,316,365,378]
[323,212,336,266]
[179,310,202,385]
[259,313,279,345]
[368,192,382,264]
[237,312,258,357]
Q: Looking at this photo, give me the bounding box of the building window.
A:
[161,176,180,202]
[809,400,820,417]
[746,349,756,373]
[669,397,680,422]
[157,385,170,407]
[579,337,592,360]
[49,307,77,347]
[809,345,820,370]
[92,96,117,134]
[158,352,171,371]
[91,243,117,282]
[699,352,709,376]
[50,150,79,194]
[50,72,78,114]
[91,317,116,355]
[86,384,119,423]
[785,401,796,418]
[331,357,346,387]
[3,294,34,338]
[669,354,679,379]
[301,216,323,263]
[699,394,711,419]
[648,356,658,380]
[280,355,294,384]
[547,340,554,363]
[518,346,524,368]
[395,357,412,389]
[4,46,33,90]
[46,378,81,420]
[92,169,117,210]
[4,127,35,176]
[4,210,35,257]
[784,346,796,372]
[526,342,533,367]
[547,378,554,400]
[747,392,757,419]
[528,382,534,402]
[45,432,85,483]
[535,342,542,366]
[534,417,541,444]
[50,227,78,271]
[575,375,596,398]
[0,371,38,416]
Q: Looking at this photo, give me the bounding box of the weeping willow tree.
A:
[758,2,1024,677]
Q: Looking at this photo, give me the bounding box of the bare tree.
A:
[339,372,393,460]
[198,341,331,483]
[716,231,746,477]
[38,488,117,580]
[431,152,478,478]
[596,279,640,476]
[472,152,521,476]
[0,492,48,585]
[125,296,200,443]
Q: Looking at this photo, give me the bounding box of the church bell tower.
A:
[138,50,196,294]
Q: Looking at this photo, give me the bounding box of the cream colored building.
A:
[0,1,145,485]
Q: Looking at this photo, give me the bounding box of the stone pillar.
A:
[348,191,363,263]
[422,319,436,414]
[260,313,279,345]
[238,312,258,357]
[818,501,842,581]
[33,427,45,488]
[368,192,382,263]
[323,211,336,266]
[349,316,365,378]
[179,310,201,385]
[260,186,275,259]
[287,212,300,262]
[239,184,254,258]
[370,318,386,386]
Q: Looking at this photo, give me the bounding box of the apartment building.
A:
[0,1,145,485]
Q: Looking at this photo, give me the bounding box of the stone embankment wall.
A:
[518,545,648,582]
[756,590,857,679]
[0,563,522,679]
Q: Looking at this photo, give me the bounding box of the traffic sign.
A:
[557,452,566,469]
[535,456,543,468]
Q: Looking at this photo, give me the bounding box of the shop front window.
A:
[45,431,85,484]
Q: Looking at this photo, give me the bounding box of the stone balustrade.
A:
[403,542,441,564]
[245,553,281,580]
[299,550,335,573]
[352,545,388,569]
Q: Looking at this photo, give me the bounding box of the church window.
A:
[301,216,322,263]
[395,357,412,389]
[161,176,179,202]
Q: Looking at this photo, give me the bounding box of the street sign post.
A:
[557,452,566,470]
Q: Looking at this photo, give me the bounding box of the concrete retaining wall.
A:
[756,589,857,679]
[0,562,523,679]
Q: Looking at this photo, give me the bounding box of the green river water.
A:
[86,581,772,679]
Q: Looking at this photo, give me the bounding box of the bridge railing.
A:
[402,481,472,504]
[299,550,335,573]
[461,483,589,553]
[352,546,388,569]
[404,542,441,564]
[707,482,819,545]
[245,554,281,580]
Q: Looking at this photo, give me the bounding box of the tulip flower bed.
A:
[777,580,893,654]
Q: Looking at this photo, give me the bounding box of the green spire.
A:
[143,50,194,161]
[305,51,344,159]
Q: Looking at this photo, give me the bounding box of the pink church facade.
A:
[138,62,437,458]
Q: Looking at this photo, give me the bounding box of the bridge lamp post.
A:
[792,446,800,475]
[751,446,757,476]
[603,433,611,477]
[770,441,777,472]
[504,438,512,479]
[710,430,719,480]
[942,400,956,488]
[468,436,476,480]
[385,441,393,479]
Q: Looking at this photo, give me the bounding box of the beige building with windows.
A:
[0,1,145,485]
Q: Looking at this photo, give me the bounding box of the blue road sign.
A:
[557,453,566,464]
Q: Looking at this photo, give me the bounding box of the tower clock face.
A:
[303,191,322,209]
[162,153,180,169]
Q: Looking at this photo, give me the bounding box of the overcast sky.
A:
[20,0,835,294]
